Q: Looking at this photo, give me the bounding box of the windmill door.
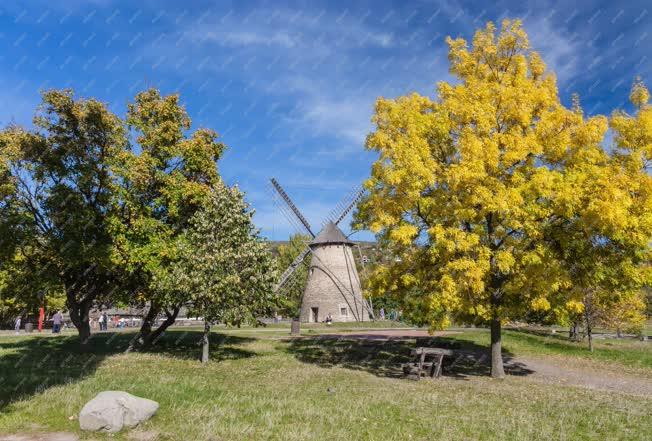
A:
[311,307,319,323]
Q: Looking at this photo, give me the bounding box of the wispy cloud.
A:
[182,8,396,53]
[202,30,299,48]
[274,75,375,145]
[147,7,434,155]
[525,15,586,85]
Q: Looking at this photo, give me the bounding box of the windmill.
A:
[270,178,372,323]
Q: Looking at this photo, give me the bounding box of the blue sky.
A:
[0,0,649,240]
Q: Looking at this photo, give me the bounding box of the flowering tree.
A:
[167,184,278,363]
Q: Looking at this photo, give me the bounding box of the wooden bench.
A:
[403,347,454,380]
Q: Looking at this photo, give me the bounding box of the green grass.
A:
[443,328,652,374]
[0,328,650,440]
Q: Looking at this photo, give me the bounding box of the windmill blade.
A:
[333,187,365,226]
[275,246,311,292]
[270,178,315,238]
[268,185,307,237]
[277,258,309,295]
[326,184,360,223]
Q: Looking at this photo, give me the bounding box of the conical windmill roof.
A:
[310,221,353,246]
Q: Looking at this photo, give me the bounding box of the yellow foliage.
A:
[630,77,650,109]
[565,300,585,315]
[389,224,419,245]
[531,297,551,311]
[358,19,652,332]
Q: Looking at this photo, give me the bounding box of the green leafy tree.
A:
[644,286,652,318]
[114,89,226,349]
[0,245,66,325]
[1,90,128,342]
[0,130,21,262]
[168,184,278,363]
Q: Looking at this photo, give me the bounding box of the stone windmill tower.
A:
[271,178,372,323]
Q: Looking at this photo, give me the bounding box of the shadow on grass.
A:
[285,335,534,379]
[0,330,255,410]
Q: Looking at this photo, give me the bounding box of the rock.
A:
[79,391,158,433]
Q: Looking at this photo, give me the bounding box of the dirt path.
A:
[510,355,652,396]
[316,329,652,397]
[317,328,452,339]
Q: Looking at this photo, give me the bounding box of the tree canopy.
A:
[0,88,275,351]
[357,19,652,377]
[114,89,227,348]
[169,184,278,362]
[275,233,311,318]
[0,90,128,341]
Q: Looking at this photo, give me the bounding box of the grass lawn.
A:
[452,328,652,374]
[0,327,650,440]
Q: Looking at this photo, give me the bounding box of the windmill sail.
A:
[333,188,365,225]
[275,246,310,292]
[271,178,315,238]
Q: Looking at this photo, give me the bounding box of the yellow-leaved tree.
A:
[543,80,652,351]
[356,20,652,377]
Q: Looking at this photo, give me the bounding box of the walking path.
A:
[317,328,652,397]
[512,355,652,396]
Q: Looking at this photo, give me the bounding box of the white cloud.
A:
[278,76,375,145]
[143,7,450,158]
[183,8,395,53]
[525,16,585,84]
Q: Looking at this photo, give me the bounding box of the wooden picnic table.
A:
[403,347,454,380]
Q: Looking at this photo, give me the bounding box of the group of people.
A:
[94,312,138,330]
[14,310,64,334]
[13,310,141,334]
[378,308,402,321]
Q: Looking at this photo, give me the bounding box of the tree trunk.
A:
[128,303,180,351]
[127,302,159,352]
[490,313,505,378]
[200,320,210,363]
[67,295,92,345]
[144,306,179,346]
[569,321,580,342]
[585,307,594,352]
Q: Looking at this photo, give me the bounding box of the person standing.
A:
[98,312,105,331]
[52,310,63,334]
[38,307,45,332]
[14,315,21,334]
[102,312,108,330]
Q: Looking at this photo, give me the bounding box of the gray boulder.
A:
[79,391,158,433]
